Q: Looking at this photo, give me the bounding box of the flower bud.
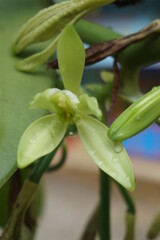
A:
[13,0,114,55]
[108,86,160,141]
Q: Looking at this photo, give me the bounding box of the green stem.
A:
[80,205,99,240]
[0,180,39,240]
[117,184,135,214]
[99,170,110,240]
[119,66,142,101]
[117,184,135,240]
[0,143,63,239]
[119,35,160,69]
[29,142,62,184]
[47,142,67,172]
[147,211,160,239]
[124,213,135,240]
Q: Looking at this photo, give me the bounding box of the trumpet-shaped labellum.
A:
[57,25,85,95]
[17,89,135,191]
[108,86,160,141]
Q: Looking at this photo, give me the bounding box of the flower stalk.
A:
[0,180,39,240]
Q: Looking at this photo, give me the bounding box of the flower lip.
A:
[49,90,79,122]
[62,90,79,105]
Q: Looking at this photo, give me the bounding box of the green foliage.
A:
[0,0,54,188]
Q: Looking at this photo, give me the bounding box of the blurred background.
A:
[36,1,160,239]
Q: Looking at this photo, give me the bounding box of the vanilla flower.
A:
[17,25,135,191]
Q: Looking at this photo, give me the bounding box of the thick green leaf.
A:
[18,114,67,168]
[57,25,85,95]
[76,115,135,191]
[0,0,54,187]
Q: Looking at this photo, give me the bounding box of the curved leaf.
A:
[76,115,135,191]
[18,114,67,168]
[57,25,85,95]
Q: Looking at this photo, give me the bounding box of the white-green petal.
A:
[30,88,61,112]
[17,114,67,168]
[76,115,135,191]
[57,25,85,95]
[30,88,79,112]
[78,94,102,119]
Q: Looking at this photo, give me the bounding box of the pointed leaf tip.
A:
[57,24,85,95]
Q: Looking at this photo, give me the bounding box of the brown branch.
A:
[48,20,160,69]
[108,55,120,125]
[80,205,99,240]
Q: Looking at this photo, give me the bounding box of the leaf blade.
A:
[0,0,53,188]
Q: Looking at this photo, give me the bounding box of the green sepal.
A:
[76,114,135,191]
[57,25,85,95]
[108,86,160,141]
[17,114,67,168]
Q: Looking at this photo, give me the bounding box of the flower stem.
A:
[117,184,135,214]
[117,184,135,240]
[0,180,38,240]
[99,170,110,240]
[47,142,67,172]
[29,142,62,184]
[80,205,99,240]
